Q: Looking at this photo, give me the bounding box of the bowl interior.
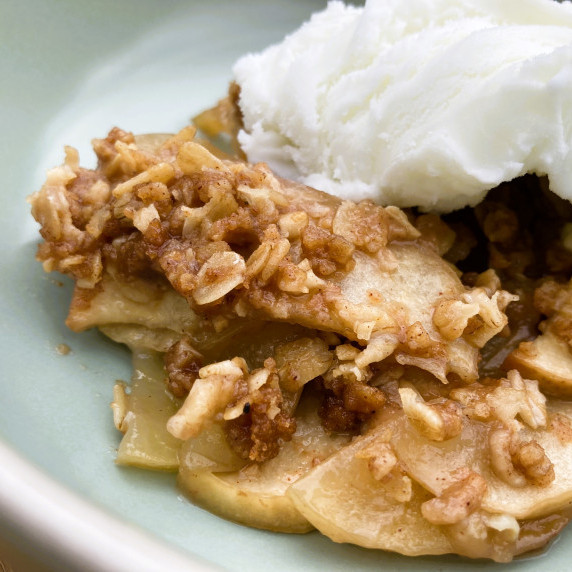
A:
[1,1,571,570]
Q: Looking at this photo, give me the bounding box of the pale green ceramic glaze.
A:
[1,0,571,570]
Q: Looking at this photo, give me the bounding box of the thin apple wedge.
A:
[385,404,572,520]
[505,331,572,398]
[178,391,350,533]
[178,469,312,533]
[113,350,182,470]
[287,428,454,556]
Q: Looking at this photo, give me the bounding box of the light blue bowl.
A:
[1,1,571,570]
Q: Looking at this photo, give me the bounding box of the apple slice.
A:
[287,428,453,556]
[385,405,572,519]
[178,421,246,474]
[178,390,350,533]
[114,350,182,470]
[178,468,312,533]
[505,331,572,398]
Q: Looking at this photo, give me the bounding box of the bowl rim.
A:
[0,440,216,572]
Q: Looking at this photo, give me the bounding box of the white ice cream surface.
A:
[233,0,572,212]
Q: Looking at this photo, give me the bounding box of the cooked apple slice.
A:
[505,331,572,398]
[384,405,572,519]
[287,427,453,555]
[178,391,350,533]
[179,421,246,474]
[67,272,201,335]
[113,350,182,470]
[69,270,266,359]
[178,468,313,533]
[514,513,570,556]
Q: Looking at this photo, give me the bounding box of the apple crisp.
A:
[29,124,572,562]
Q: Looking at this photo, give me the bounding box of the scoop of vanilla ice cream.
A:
[233,0,572,212]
